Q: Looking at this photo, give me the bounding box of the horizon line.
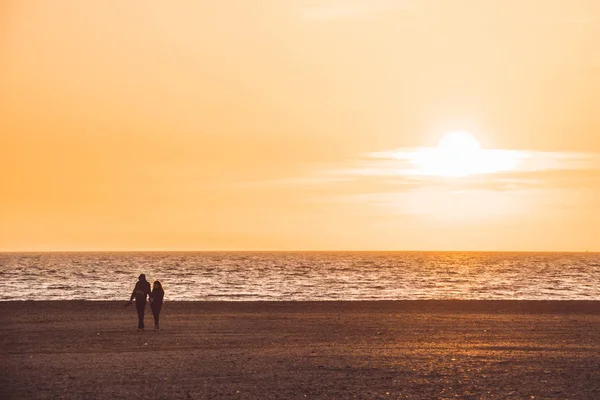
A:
[0,249,597,254]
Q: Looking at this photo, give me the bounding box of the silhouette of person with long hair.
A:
[149,280,165,331]
[129,274,151,331]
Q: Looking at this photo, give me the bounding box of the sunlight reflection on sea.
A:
[1,252,599,301]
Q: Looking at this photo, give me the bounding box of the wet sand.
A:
[2,300,600,399]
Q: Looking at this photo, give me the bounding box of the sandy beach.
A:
[2,301,600,399]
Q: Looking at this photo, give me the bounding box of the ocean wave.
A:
[1,252,600,301]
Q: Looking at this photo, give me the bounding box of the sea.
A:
[1,252,599,301]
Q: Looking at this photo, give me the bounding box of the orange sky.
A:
[2,0,600,251]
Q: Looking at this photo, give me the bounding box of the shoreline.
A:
[3,299,600,313]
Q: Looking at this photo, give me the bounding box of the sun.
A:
[431,131,483,177]
[437,131,481,153]
[406,131,520,177]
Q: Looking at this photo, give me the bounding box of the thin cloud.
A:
[344,148,600,177]
[241,146,600,217]
[253,147,600,191]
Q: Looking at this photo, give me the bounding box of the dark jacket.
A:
[149,288,164,307]
[130,280,151,302]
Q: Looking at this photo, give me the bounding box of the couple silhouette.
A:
[128,274,164,331]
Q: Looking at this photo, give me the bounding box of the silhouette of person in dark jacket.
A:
[129,274,151,330]
[149,280,165,331]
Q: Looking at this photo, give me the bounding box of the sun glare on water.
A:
[407,131,521,177]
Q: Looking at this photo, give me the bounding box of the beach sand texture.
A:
[2,301,600,399]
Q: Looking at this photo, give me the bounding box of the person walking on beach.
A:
[129,274,151,331]
[149,280,165,331]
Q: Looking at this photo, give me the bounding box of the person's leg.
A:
[157,305,161,329]
[136,300,145,329]
[152,305,160,330]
